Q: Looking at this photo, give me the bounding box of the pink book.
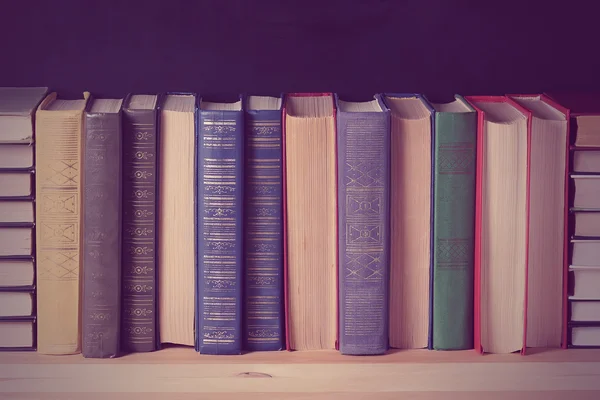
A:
[282,93,339,351]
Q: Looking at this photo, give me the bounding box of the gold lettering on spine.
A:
[201,116,240,348]
[245,118,283,347]
[122,120,157,348]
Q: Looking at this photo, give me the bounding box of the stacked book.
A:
[552,93,600,347]
[0,87,47,350]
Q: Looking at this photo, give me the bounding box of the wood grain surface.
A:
[1,347,600,399]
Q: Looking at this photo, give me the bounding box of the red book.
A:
[465,95,529,354]
[466,95,569,354]
[464,96,530,355]
[282,93,339,351]
[508,94,570,351]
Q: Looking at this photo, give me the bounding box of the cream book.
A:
[0,86,48,144]
[467,96,528,354]
[284,93,337,350]
[384,94,433,349]
[35,91,89,355]
[508,94,567,349]
[158,94,196,346]
[466,95,567,354]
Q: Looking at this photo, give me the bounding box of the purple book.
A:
[120,94,160,353]
[335,94,390,355]
[82,97,124,358]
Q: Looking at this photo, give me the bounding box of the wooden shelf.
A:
[1,347,600,399]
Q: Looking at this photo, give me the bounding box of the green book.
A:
[430,95,477,350]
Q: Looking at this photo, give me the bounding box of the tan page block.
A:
[158,104,196,346]
[285,97,337,351]
[389,113,431,349]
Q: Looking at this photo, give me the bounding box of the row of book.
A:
[0,87,599,357]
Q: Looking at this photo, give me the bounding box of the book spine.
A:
[244,109,284,351]
[35,101,87,355]
[337,110,390,355]
[121,107,159,352]
[431,109,477,350]
[281,101,291,351]
[556,98,571,350]
[197,109,244,354]
[81,109,122,358]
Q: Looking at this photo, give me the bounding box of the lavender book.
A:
[335,94,391,355]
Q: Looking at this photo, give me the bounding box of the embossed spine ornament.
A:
[243,95,284,351]
[121,94,160,353]
[428,95,477,351]
[336,94,391,355]
[82,97,124,358]
[35,92,90,355]
[196,96,244,354]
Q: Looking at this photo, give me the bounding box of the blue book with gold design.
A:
[196,96,244,355]
[243,95,285,351]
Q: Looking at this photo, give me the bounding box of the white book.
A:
[0,87,48,144]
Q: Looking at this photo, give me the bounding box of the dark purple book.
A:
[82,97,124,358]
[120,94,160,353]
[335,94,390,355]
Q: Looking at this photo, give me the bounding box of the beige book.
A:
[471,99,528,354]
[0,292,33,317]
[0,321,34,348]
[572,175,600,209]
[35,91,89,355]
[571,326,600,346]
[386,95,432,349]
[574,116,600,147]
[0,86,48,144]
[0,201,34,223]
[158,94,196,346]
[573,151,600,173]
[569,265,600,299]
[574,212,600,237]
[0,260,35,287]
[509,95,567,349]
[571,300,600,321]
[0,171,32,197]
[0,144,34,168]
[0,227,32,256]
[571,240,600,267]
[285,94,337,350]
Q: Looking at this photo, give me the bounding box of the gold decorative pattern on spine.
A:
[35,92,89,355]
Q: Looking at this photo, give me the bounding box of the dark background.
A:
[1,0,598,102]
